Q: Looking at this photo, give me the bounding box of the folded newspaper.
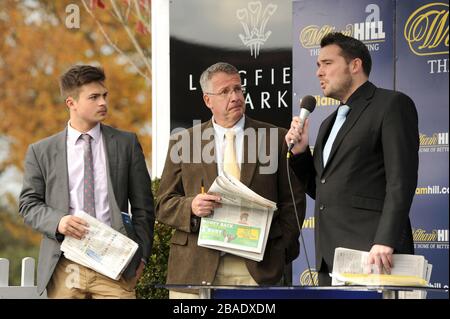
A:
[197,172,277,262]
[60,211,138,280]
[331,247,432,298]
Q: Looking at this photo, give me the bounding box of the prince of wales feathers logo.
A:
[237,2,278,58]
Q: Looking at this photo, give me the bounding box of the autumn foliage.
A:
[0,0,153,288]
[0,0,151,173]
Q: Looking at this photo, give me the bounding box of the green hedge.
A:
[136,178,173,299]
[1,179,173,297]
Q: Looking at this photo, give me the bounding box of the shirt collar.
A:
[212,115,245,139]
[67,121,101,145]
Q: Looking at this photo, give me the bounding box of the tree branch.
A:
[133,0,151,32]
[81,0,150,82]
[109,0,151,76]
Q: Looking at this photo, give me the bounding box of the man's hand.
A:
[135,260,146,280]
[57,215,89,240]
[125,260,146,289]
[365,244,394,274]
[132,260,146,288]
[285,117,310,155]
[191,194,221,217]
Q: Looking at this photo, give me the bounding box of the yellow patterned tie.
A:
[223,130,240,180]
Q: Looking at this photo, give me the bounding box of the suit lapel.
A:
[200,120,218,189]
[315,113,336,174]
[240,117,258,187]
[322,82,376,175]
[101,124,118,191]
[101,125,125,232]
[54,129,70,212]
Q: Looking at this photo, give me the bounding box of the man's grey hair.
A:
[199,62,240,93]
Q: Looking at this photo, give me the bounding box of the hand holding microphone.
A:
[286,95,316,157]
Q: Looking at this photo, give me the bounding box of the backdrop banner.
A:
[167,0,449,298]
[396,0,449,299]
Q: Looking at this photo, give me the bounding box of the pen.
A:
[190,179,204,233]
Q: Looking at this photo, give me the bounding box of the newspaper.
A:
[331,247,432,298]
[60,211,138,280]
[197,172,277,262]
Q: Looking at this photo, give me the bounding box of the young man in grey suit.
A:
[286,32,419,285]
[156,62,306,298]
[19,65,155,298]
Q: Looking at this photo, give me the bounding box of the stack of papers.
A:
[60,211,138,280]
[197,172,277,262]
[331,247,432,298]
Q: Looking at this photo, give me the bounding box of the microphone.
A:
[288,95,316,153]
[286,95,317,284]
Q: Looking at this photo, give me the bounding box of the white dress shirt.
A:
[212,115,245,175]
[67,122,110,225]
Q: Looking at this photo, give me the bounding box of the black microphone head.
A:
[300,95,316,113]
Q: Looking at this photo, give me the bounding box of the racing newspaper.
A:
[197,172,277,262]
[331,247,432,298]
[60,210,138,280]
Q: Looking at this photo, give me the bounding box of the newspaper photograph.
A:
[199,206,270,253]
[198,172,276,260]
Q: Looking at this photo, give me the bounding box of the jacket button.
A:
[319,204,325,211]
[321,179,326,184]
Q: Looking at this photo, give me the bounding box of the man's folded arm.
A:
[19,144,67,240]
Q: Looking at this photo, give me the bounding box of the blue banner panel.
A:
[396,0,449,299]
[212,287,381,299]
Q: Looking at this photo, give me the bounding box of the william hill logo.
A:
[299,269,318,286]
[404,3,449,56]
[313,95,340,107]
[419,132,449,153]
[413,228,438,242]
[300,24,352,49]
[413,228,449,249]
[420,132,449,146]
[302,217,315,229]
[300,21,385,49]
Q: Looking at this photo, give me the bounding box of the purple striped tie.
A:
[80,134,96,217]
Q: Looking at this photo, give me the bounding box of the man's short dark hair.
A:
[59,65,105,99]
[320,32,372,77]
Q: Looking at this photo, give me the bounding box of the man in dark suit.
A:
[156,62,306,298]
[285,32,419,286]
[19,65,155,298]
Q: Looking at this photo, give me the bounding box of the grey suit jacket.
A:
[19,124,155,295]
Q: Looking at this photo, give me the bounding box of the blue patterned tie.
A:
[323,105,350,166]
[80,134,96,217]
